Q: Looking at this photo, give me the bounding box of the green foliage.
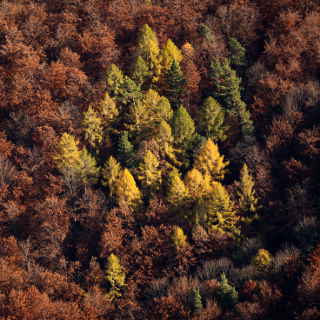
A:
[166,168,188,206]
[117,131,134,167]
[131,55,151,86]
[172,226,188,249]
[161,39,183,71]
[101,156,121,197]
[228,37,246,67]
[119,76,142,105]
[163,60,186,108]
[198,96,227,142]
[137,150,161,191]
[136,24,161,82]
[82,105,103,149]
[192,288,203,314]
[79,148,100,184]
[198,23,214,41]
[172,105,195,146]
[238,163,259,219]
[115,168,141,208]
[106,253,126,297]
[216,273,238,309]
[197,181,239,236]
[193,138,229,181]
[252,249,272,269]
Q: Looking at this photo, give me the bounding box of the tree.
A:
[216,273,238,309]
[118,76,142,105]
[184,168,211,199]
[228,37,246,67]
[82,105,103,149]
[53,133,82,172]
[172,105,195,146]
[252,249,272,270]
[106,253,125,297]
[171,226,188,249]
[115,168,141,208]
[166,168,188,206]
[163,60,186,108]
[193,138,229,181]
[198,97,227,142]
[237,163,258,217]
[106,64,124,97]
[197,181,239,236]
[130,55,151,86]
[117,131,134,167]
[137,150,161,191]
[192,288,203,314]
[161,39,183,71]
[79,148,100,184]
[136,24,161,82]
[101,156,121,197]
[97,92,119,125]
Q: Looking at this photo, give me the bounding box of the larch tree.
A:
[163,60,186,108]
[79,148,100,184]
[197,181,239,236]
[106,64,125,97]
[137,150,161,191]
[172,105,195,146]
[171,226,188,249]
[136,24,161,82]
[98,92,119,125]
[161,39,183,71]
[228,37,246,68]
[166,168,188,206]
[106,253,126,297]
[184,168,211,200]
[130,55,151,86]
[192,288,203,314]
[82,105,103,150]
[115,168,141,208]
[237,163,259,219]
[198,96,227,142]
[193,138,229,181]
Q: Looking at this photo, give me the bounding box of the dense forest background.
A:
[0,0,320,319]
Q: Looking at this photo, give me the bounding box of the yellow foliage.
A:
[98,92,119,124]
[101,156,121,197]
[193,138,229,181]
[106,253,125,296]
[166,168,188,206]
[172,226,188,248]
[161,39,183,71]
[252,249,272,269]
[82,105,103,149]
[184,168,211,199]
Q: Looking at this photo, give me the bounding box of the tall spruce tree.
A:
[216,273,239,309]
[163,60,186,108]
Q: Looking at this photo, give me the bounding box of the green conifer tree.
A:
[172,105,195,146]
[101,156,121,197]
[131,55,151,86]
[198,96,227,142]
[82,105,103,149]
[228,37,246,67]
[161,39,183,71]
[106,253,126,297]
[115,168,141,208]
[163,60,186,108]
[192,288,203,314]
[193,138,229,181]
[117,131,134,167]
[216,273,238,309]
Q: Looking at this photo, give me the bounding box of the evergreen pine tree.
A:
[79,148,100,184]
[216,273,238,309]
[193,138,229,181]
[192,288,203,314]
[82,105,103,149]
[163,60,186,108]
[101,156,121,197]
[115,168,141,208]
[106,253,126,296]
[172,105,195,146]
[238,163,258,216]
[228,37,246,67]
[198,96,227,142]
[166,168,188,206]
[161,39,183,71]
[137,150,161,191]
[171,226,188,249]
